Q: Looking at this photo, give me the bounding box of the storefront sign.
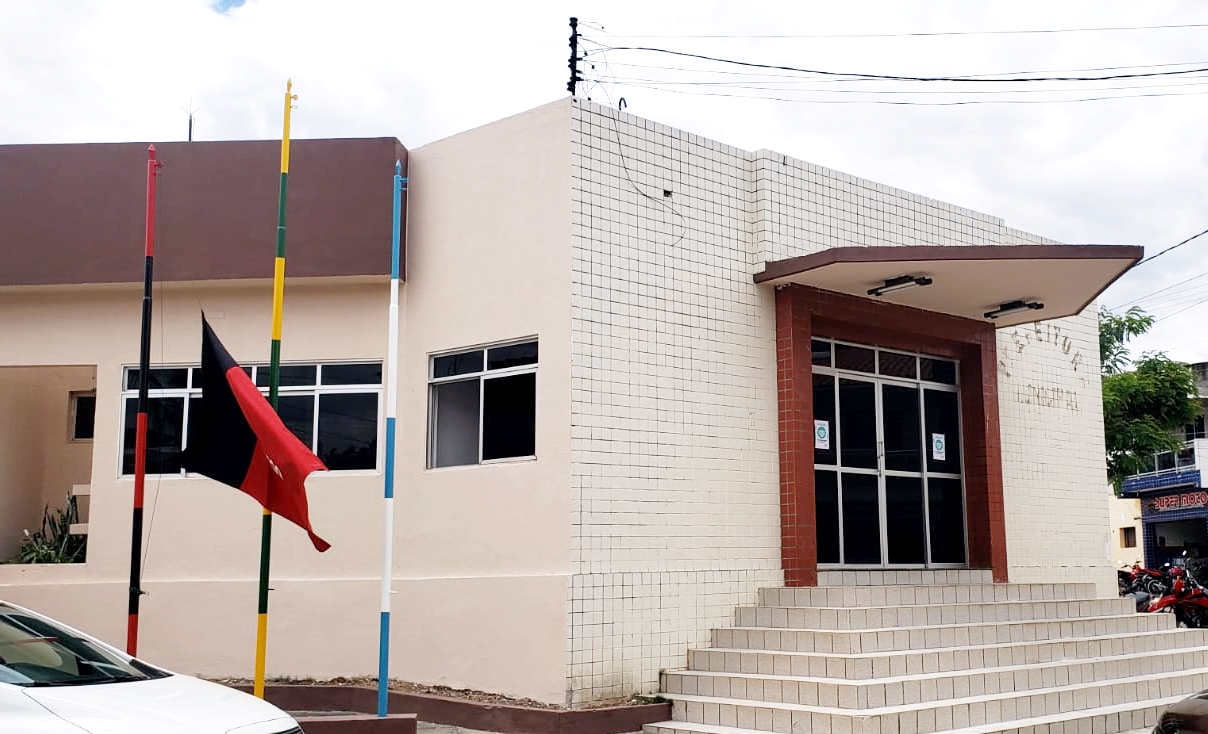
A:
[932,433,946,461]
[1148,491,1208,512]
[814,420,830,450]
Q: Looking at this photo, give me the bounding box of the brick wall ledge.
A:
[228,683,672,734]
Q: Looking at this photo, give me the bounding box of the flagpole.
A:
[128,144,162,656]
[377,160,405,717]
[254,79,297,700]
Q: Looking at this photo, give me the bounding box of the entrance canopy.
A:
[754,244,1143,328]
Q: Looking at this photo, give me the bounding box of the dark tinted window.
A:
[126,368,188,390]
[483,373,536,460]
[815,470,840,564]
[321,363,382,385]
[920,358,958,385]
[879,352,917,379]
[122,397,185,474]
[811,339,832,367]
[72,395,96,440]
[487,342,538,371]
[255,365,317,388]
[433,350,484,378]
[316,393,378,470]
[813,374,836,466]
[835,344,876,373]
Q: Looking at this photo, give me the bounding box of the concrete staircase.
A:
[645,570,1208,734]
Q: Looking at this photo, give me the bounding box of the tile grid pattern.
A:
[645,572,1206,734]
[567,96,1113,704]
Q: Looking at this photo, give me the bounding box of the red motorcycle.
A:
[1145,565,1208,628]
[1122,559,1175,597]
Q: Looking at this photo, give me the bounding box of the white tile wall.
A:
[565,97,1113,703]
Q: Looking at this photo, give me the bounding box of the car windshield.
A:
[0,604,167,686]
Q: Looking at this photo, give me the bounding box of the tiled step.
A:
[643,694,1181,734]
[689,627,1208,679]
[735,599,1136,630]
[657,668,1208,734]
[663,645,1208,707]
[713,613,1175,654]
[761,583,1100,608]
[816,569,995,586]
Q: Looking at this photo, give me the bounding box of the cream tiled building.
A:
[3,98,1194,734]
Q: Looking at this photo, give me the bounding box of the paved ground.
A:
[417,725,503,734]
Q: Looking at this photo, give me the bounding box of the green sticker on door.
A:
[814,420,830,450]
[931,433,946,461]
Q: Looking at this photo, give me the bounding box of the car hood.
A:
[23,674,297,734]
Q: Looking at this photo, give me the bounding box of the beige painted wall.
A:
[0,369,47,561]
[1109,494,1143,567]
[400,98,572,703]
[0,366,94,561]
[0,134,573,701]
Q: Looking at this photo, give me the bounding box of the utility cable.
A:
[582,43,1208,83]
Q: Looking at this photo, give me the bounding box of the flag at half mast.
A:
[183,315,331,552]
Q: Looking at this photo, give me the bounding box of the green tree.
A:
[1100,306,1201,489]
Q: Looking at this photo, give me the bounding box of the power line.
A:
[1135,226,1208,267]
[586,79,1208,106]
[582,42,1208,83]
[601,23,1208,39]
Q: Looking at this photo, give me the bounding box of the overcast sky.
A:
[6,1,1208,364]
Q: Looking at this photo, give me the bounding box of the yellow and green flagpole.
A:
[255,79,298,700]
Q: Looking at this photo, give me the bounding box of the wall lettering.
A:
[1005,322,1086,373]
[1016,383,1080,411]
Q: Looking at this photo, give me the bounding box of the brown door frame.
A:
[775,284,1008,586]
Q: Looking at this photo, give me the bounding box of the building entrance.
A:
[812,339,967,567]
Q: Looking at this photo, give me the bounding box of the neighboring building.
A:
[1109,493,1142,567]
[1,97,1167,729]
[1119,361,1208,569]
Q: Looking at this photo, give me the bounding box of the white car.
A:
[0,599,302,733]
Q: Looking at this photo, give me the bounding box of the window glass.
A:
[487,342,538,371]
[886,476,926,564]
[835,344,876,373]
[126,368,188,391]
[882,384,921,472]
[431,380,480,467]
[255,365,317,388]
[878,352,917,380]
[815,470,840,563]
[839,379,876,469]
[813,374,836,466]
[122,397,185,475]
[0,604,168,686]
[924,389,962,474]
[72,395,96,440]
[841,473,880,564]
[123,361,382,476]
[920,357,958,385]
[321,363,382,386]
[433,351,484,378]
[928,477,966,563]
[811,339,832,367]
[278,395,315,450]
[316,393,377,470]
[483,373,536,460]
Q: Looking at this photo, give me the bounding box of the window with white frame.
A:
[428,340,537,468]
[119,362,382,476]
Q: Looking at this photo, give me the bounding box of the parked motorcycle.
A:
[1145,555,1208,628]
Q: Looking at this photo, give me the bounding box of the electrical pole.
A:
[567,17,581,96]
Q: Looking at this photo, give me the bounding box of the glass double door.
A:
[814,370,967,567]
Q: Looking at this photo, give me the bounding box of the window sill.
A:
[426,456,537,472]
[117,469,383,481]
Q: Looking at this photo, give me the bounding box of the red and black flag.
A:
[183,316,330,552]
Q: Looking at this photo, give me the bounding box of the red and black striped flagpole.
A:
[128,144,163,656]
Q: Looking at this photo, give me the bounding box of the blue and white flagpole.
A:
[378,160,405,717]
